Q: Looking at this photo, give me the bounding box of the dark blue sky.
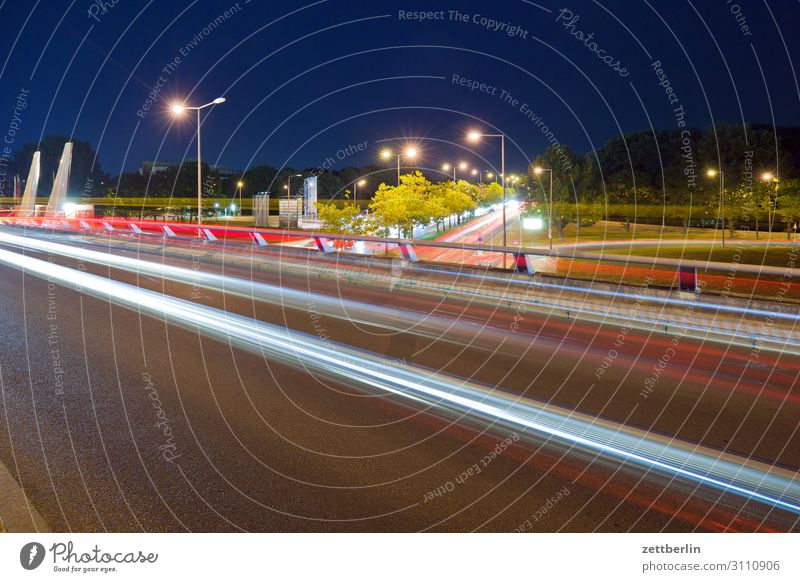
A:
[1,0,798,178]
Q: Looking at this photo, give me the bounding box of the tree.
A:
[777,179,800,239]
[313,172,345,200]
[425,184,449,231]
[368,172,434,239]
[238,165,280,196]
[431,181,476,228]
[369,183,405,238]
[480,181,503,206]
[529,145,584,239]
[318,197,364,234]
[147,162,219,198]
[110,171,148,198]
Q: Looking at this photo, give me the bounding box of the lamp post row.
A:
[168,110,545,257]
[167,105,782,254]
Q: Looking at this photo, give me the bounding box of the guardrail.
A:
[2,215,799,294]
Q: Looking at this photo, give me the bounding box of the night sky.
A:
[1,0,798,178]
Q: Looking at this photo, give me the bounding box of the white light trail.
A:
[1,229,797,355]
[0,244,798,515]
[0,229,465,343]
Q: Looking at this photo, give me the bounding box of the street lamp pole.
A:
[171,97,226,225]
[548,170,553,250]
[458,162,468,182]
[707,168,725,248]
[287,173,302,197]
[382,147,417,186]
[762,173,777,234]
[534,167,554,250]
[196,108,201,223]
[354,179,366,207]
[501,138,506,263]
[236,181,244,216]
[721,170,725,247]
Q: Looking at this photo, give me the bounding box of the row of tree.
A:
[318,173,504,238]
[525,123,800,238]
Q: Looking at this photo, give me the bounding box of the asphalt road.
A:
[0,232,798,532]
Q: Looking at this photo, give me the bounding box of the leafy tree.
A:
[313,172,345,200]
[480,181,504,206]
[369,172,433,239]
[318,197,364,234]
[777,179,800,239]
[425,184,450,231]
[529,145,584,238]
[368,183,405,238]
[110,171,148,198]
[431,181,476,228]
[142,162,219,198]
[238,165,280,195]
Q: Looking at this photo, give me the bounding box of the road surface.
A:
[0,227,798,532]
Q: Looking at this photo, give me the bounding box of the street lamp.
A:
[442,163,455,181]
[476,170,492,184]
[382,147,417,185]
[468,130,507,267]
[761,172,778,234]
[171,97,226,225]
[534,167,554,250]
[236,180,244,216]
[707,168,726,247]
[354,179,367,206]
[441,162,470,181]
[287,173,302,198]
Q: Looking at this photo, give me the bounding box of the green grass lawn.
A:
[489,218,797,248]
[557,220,797,243]
[604,245,799,269]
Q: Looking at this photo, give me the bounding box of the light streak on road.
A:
[0,228,485,345]
[0,244,798,515]
[414,263,800,323]
[3,225,795,324]
[1,229,797,357]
